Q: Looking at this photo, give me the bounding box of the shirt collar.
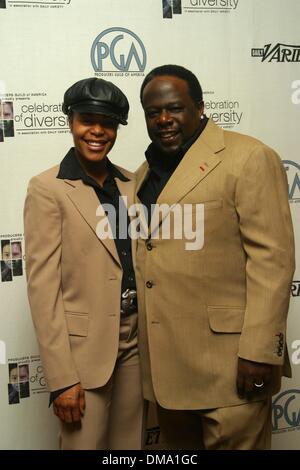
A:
[57,147,129,186]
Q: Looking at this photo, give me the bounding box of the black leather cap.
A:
[62,77,129,125]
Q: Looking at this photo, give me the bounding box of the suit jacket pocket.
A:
[65,311,89,337]
[208,306,245,333]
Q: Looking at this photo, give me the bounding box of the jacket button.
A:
[146,242,153,251]
[146,280,153,288]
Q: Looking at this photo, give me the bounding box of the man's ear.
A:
[198,100,205,117]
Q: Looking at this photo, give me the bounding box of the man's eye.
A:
[146,110,159,118]
[169,106,182,112]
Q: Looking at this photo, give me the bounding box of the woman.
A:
[24,78,144,450]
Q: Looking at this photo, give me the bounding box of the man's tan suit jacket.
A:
[24,160,135,392]
[135,119,295,410]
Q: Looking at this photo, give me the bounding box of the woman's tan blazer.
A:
[24,163,135,392]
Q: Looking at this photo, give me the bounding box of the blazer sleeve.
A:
[235,144,295,365]
[24,177,80,391]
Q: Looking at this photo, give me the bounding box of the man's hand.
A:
[53,383,85,423]
[236,357,272,399]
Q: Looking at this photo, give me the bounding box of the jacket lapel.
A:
[135,162,150,201]
[151,120,225,235]
[115,174,135,212]
[65,180,121,266]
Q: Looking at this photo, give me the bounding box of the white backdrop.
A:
[0,0,299,450]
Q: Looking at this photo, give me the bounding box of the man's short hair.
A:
[140,64,203,105]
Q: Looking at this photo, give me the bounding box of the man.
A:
[1,239,12,282]
[24,78,144,449]
[162,0,172,18]
[11,241,22,259]
[2,101,14,120]
[135,64,295,450]
[1,240,11,260]
[18,364,30,399]
[8,364,19,405]
[19,364,29,383]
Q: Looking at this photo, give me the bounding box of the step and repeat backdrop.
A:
[0,0,299,450]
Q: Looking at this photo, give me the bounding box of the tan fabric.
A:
[136,119,295,410]
[24,163,136,392]
[59,314,145,450]
[157,399,272,450]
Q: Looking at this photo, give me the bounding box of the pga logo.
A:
[291,80,300,104]
[283,160,300,202]
[91,27,147,73]
[272,389,300,432]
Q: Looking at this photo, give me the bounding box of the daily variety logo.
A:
[283,160,300,203]
[162,0,239,18]
[91,27,147,77]
[272,389,300,433]
[291,281,300,297]
[252,43,300,63]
